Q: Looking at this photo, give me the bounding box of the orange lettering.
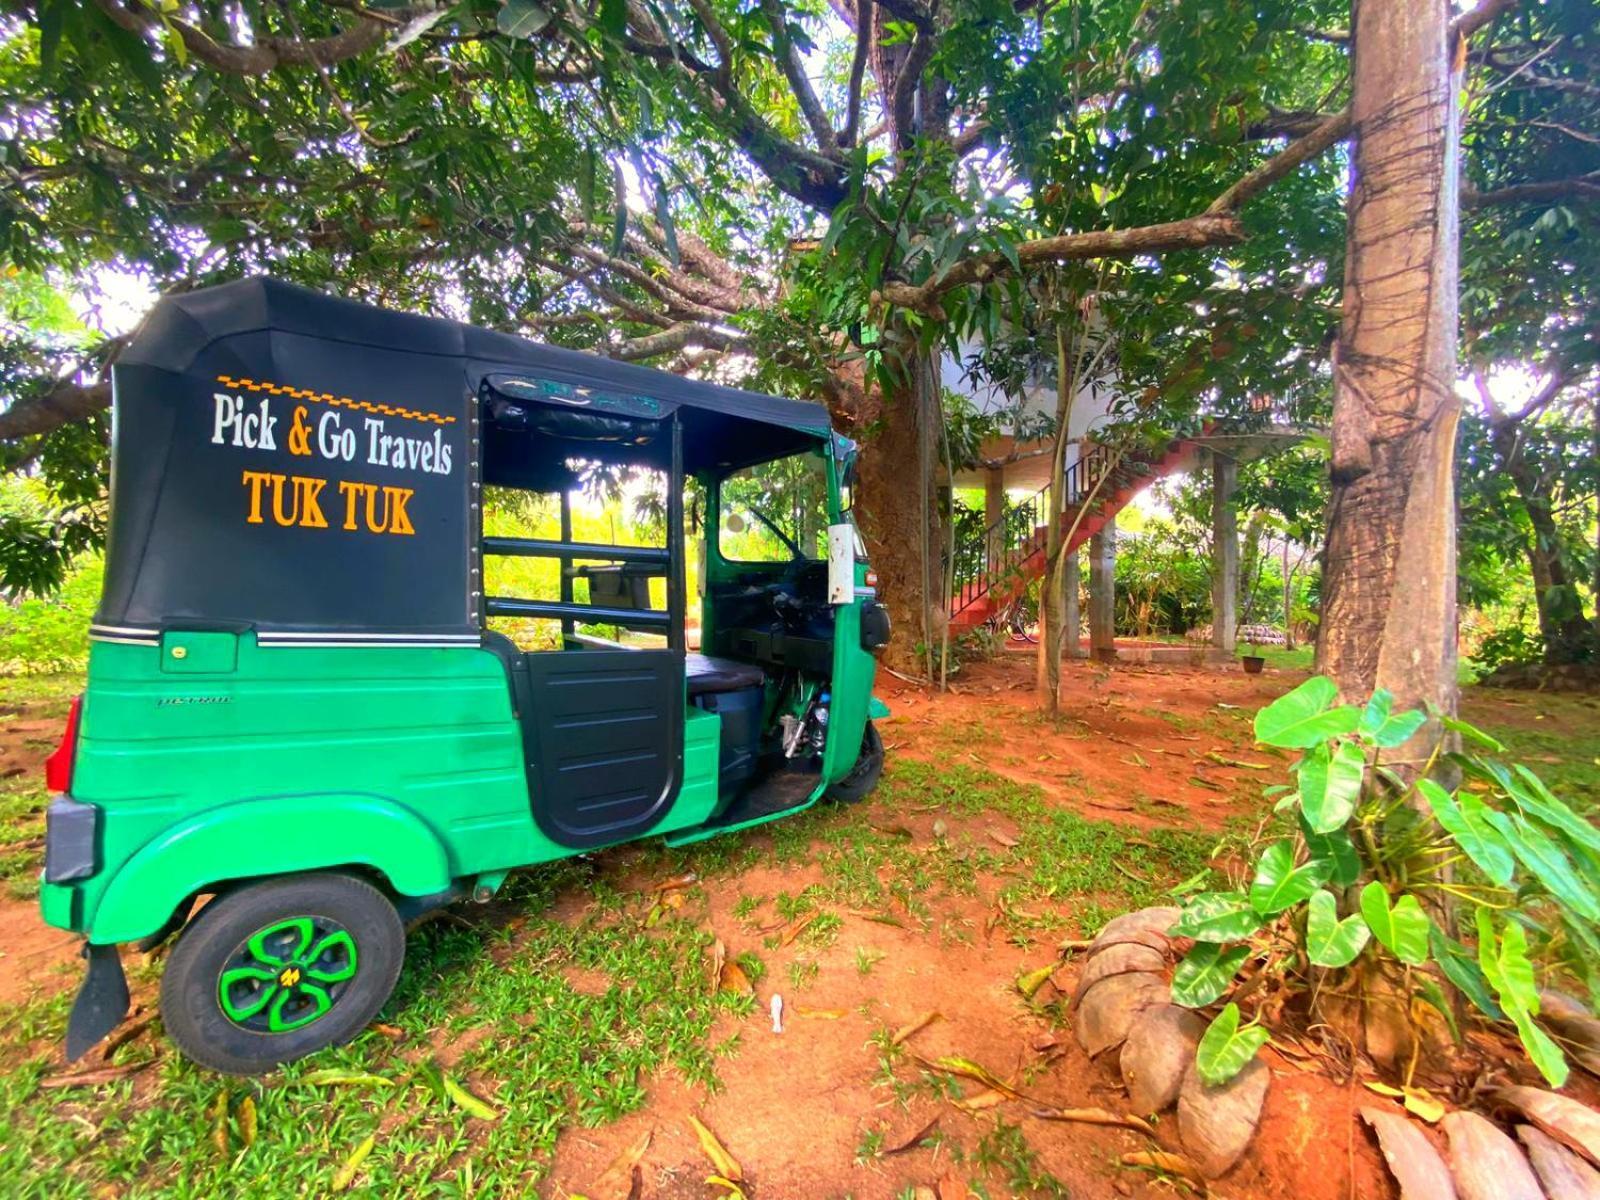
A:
[338,480,365,531]
[241,469,274,524]
[294,476,328,529]
[382,486,415,535]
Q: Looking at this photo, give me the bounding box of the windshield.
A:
[719,449,829,562]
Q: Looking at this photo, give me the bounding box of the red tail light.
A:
[45,695,83,794]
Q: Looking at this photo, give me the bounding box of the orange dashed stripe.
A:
[214,375,457,425]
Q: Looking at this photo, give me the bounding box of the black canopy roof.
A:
[122,277,831,439]
[96,277,832,643]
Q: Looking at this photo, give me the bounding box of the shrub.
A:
[0,555,101,673]
[1170,676,1594,1088]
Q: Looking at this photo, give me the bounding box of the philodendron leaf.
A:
[1249,840,1332,915]
[1298,740,1366,834]
[1429,927,1501,1019]
[1419,779,1515,887]
[1358,882,1430,966]
[1305,890,1370,968]
[1169,892,1264,943]
[1507,765,1600,857]
[1171,943,1250,1008]
[1359,690,1428,748]
[1359,689,1392,736]
[1300,819,1362,886]
[1439,713,1505,752]
[1254,676,1362,749]
[1477,911,1569,1088]
[1484,809,1600,921]
[1195,1003,1270,1086]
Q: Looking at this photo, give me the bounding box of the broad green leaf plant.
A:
[1168,676,1598,1088]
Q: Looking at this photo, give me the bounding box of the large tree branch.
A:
[607,321,746,361]
[1454,0,1521,40]
[1465,176,1600,208]
[878,107,1351,315]
[0,380,112,440]
[839,0,873,148]
[1207,108,1354,214]
[759,0,839,154]
[94,0,413,76]
[876,214,1246,313]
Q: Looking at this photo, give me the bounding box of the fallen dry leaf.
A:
[689,1115,742,1182]
[332,1134,376,1191]
[718,958,753,995]
[1032,1106,1155,1137]
[794,1006,847,1019]
[883,1116,941,1155]
[39,1061,152,1089]
[950,1088,1009,1115]
[652,873,698,893]
[778,913,818,947]
[892,1011,943,1047]
[1015,964,1054,1001]
[1121,1150,1205,1186]
[987,829,1019,848]
[917,1055,1026,1100]
[591,1128,651,1200]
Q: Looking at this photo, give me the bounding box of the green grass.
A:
[1463,691,1600,808]
[0,739,1220,1198]
[12,670,1592,1198]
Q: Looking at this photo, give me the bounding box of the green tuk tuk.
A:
[39,278,889,1074]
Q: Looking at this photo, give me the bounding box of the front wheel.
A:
[828,720,885,804]
[160,872,405,1075]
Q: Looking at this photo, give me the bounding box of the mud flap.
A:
[65,943,129,1062]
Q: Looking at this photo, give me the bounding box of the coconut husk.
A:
[1089,907,1180,954]
[1120,1005,1205,1116]
[1177,1056,1270,1179]
[1495,1086,1600,1168]
[1440,1111,1543,1200]
[1069,942,1168,1004]
[1074,972,1169,1058]
[1359,1107,1458,1200]
[1517,1124,1600,1200]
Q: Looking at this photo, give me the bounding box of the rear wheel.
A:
[160,872,405,1075]
[828,720,884,804]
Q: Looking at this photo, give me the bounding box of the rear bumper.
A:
[39,795,99,934]
[39,877,81,931]
[45,795,100,883]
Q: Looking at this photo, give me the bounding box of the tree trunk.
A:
[853,358,945,676]
[1037,324,1079,710]
[1318,0,1463,731]
[1486,417,1591,664]
[1316,0,1463,1070]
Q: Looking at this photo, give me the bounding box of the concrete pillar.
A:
[1089,516,1117,660]
[984,467,1005,576]
[1211,452,1239,654]
[1063,549,1083,658]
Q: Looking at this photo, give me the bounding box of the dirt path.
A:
[3,657,1582,1198]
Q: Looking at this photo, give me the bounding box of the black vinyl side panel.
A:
[522,649,684,849]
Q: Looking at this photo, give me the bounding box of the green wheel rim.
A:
[218,916,359,1033]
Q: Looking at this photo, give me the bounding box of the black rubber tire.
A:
[160,872,405,1075]
[828,720,885,804]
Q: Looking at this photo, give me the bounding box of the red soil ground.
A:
[3,653,1566,1198]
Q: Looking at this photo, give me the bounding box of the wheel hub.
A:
[218,916,359,1034]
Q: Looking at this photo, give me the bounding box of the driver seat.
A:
[685,653,765,697]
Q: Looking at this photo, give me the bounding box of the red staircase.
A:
[948,434,1204,633]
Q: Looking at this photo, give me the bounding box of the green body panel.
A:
[46,636,552,942]
[43,442,877,946]
[93,792,454,943]
[42,633,744,943]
